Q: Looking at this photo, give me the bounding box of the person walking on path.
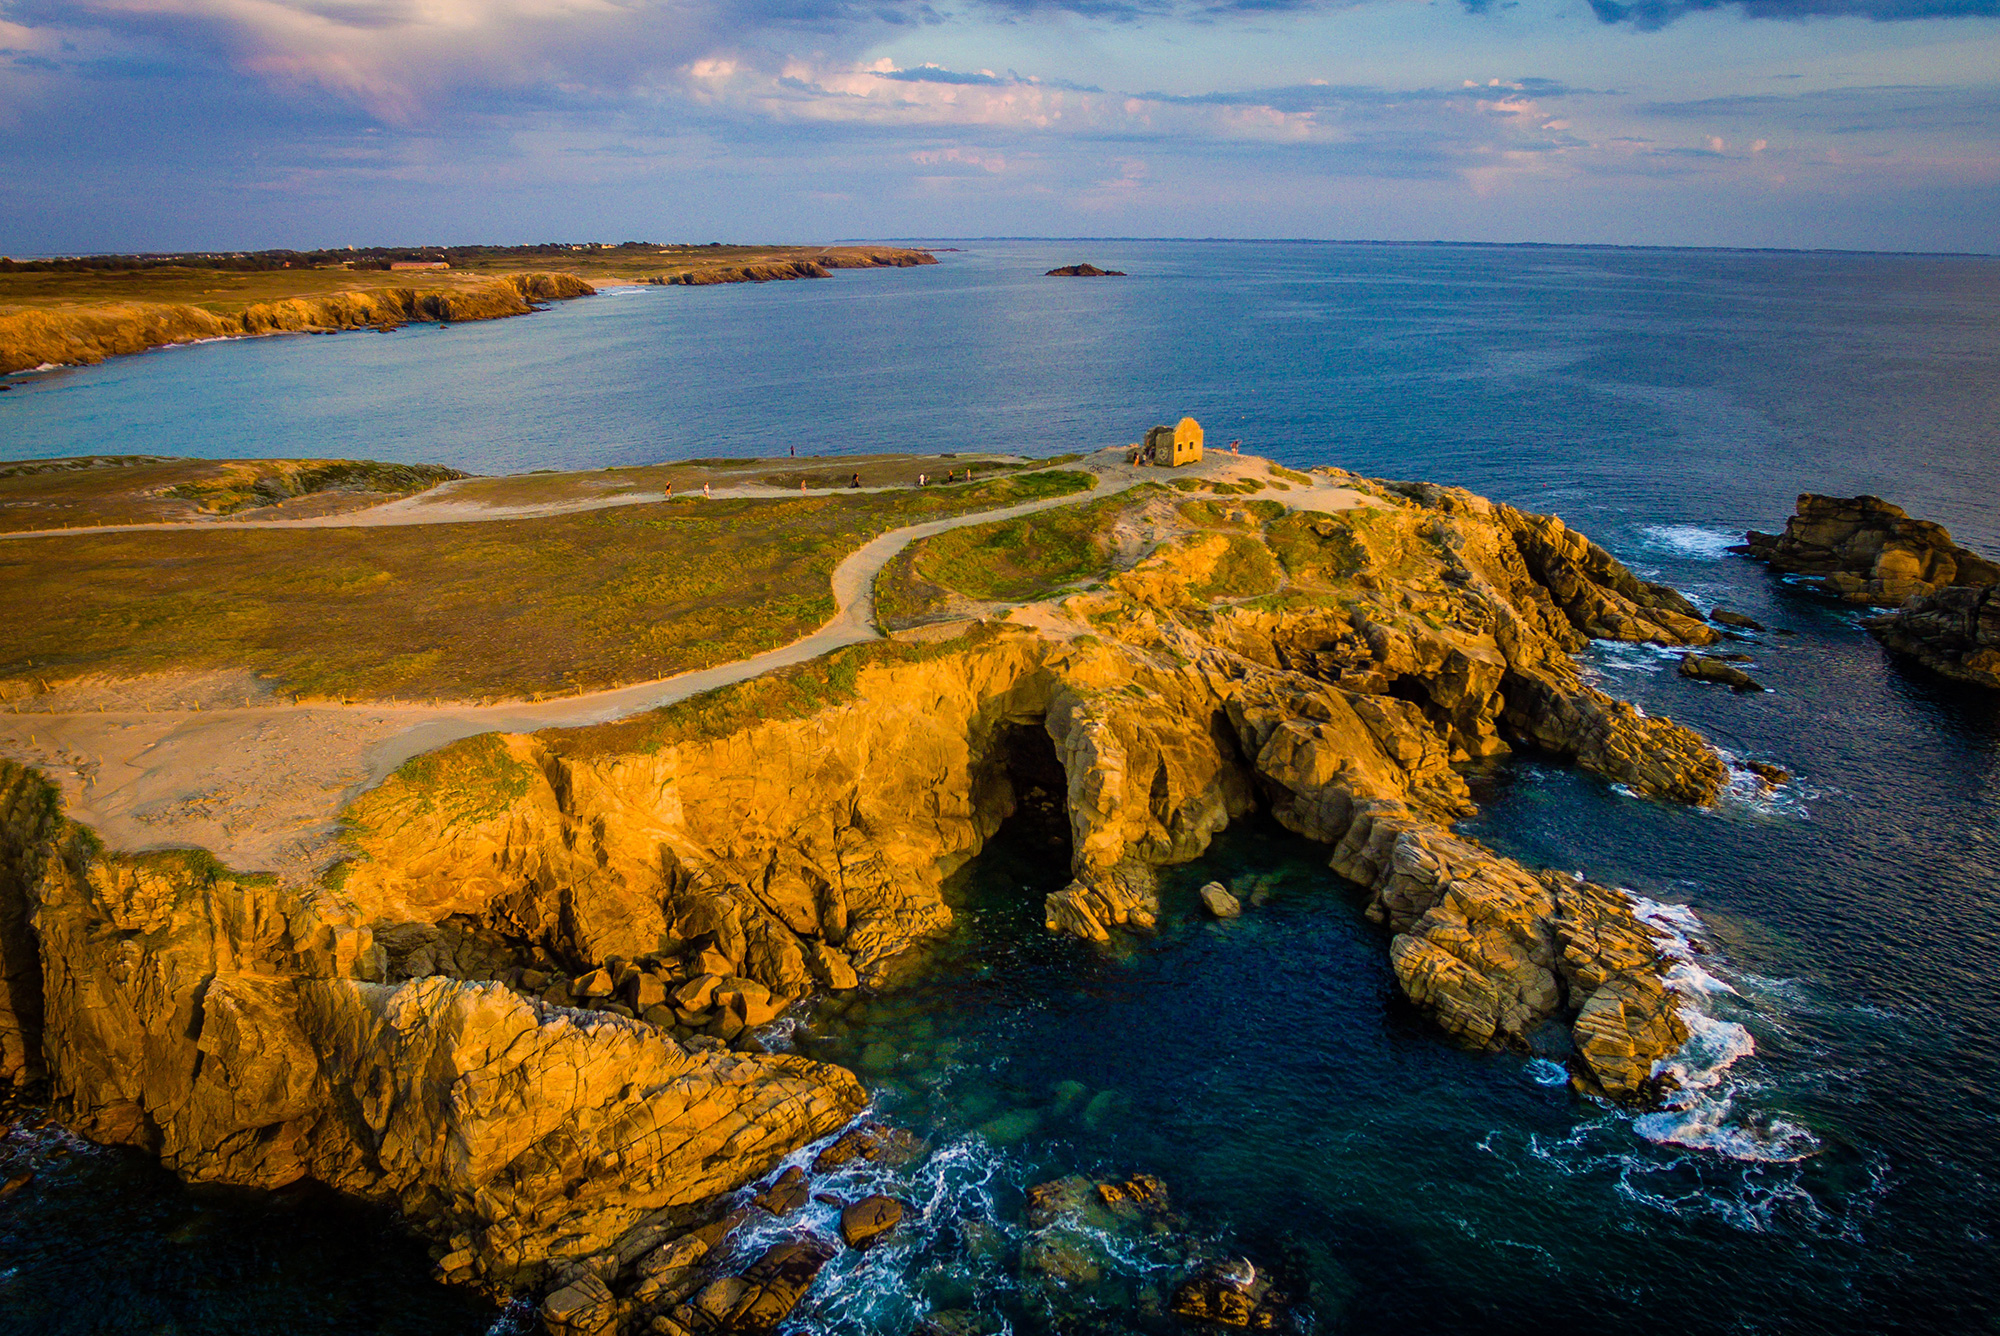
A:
[851,473,862,488]
[1228,439,1241,456]
[703,482,711,498]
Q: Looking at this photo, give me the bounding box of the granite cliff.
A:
[0,468,1736,1331]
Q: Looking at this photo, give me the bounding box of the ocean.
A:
[2,240,1996,1333]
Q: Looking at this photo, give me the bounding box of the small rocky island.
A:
[1740,493,1999,687]
[0,448,1761,1334]
[1045,263,1127,277]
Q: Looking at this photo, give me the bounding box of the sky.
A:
[2,0,1997,252]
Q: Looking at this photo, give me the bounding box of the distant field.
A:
[0,456,465,532]
[436,454,1032,510]
[0,469,1091,702]
[0,245,935,316]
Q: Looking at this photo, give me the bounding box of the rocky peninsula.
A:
[1741,493,1999,687]
[0,449,1747,1333]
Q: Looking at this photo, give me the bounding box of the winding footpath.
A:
[0,447,1371,879]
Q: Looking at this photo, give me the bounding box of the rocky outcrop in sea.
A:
[1740,493,1999,687]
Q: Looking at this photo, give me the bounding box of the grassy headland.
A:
[0,466,1088,702]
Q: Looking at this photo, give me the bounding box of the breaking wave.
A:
[1635,524,1743,562]
[1625,894,1823,1166]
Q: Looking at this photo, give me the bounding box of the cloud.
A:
[1583,0,1999,27]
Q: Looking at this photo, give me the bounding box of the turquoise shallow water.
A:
[2,240,1998,1332]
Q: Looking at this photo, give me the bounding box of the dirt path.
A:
[0,474,1009,538]
[0,448,1368,878]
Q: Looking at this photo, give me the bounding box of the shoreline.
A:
[0,245,937,377]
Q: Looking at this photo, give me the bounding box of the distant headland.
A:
[0,242,938,376]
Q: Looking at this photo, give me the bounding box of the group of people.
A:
[663,461,988,501]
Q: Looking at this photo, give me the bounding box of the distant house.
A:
[1142,417,1204,467]
[390,261,450,271]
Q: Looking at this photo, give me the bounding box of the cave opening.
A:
[988,720,1073,862]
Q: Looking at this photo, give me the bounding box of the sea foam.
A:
[1636,524,1743,562]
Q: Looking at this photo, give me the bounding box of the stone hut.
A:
[1141,417,1204,467]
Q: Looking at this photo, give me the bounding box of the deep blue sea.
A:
[2,241,1997,1334]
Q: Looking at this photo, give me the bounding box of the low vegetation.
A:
[0,457,466,531]
[0,470,1090,702]
[874,492,1132,628]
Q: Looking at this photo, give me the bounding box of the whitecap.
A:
[1525,1058,1569,1087]
[1635,524,1743,562]
[1620,892,1825,1165]
[1633,1097,1820,1164]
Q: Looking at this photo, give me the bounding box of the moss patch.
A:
[874,491,1128,627]
[1192,534,1282,601]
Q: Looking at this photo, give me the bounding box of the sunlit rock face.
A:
[0,470,1729,1320]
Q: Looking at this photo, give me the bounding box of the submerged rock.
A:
[1170,1256,1298,1331]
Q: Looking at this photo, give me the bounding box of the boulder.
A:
[541,1273,617,1336]
[839,1194,904,1249]
[1679,654,1764,692]
[751,1166,809,1216]
[1198,882,1242,918]
[721,1237,838,1333]
[810,1122,923,1175]
[1710,608,1764,630]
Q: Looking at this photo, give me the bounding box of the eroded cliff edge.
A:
[0,470,1736,1326]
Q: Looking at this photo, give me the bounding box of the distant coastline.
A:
[0,243,937,376]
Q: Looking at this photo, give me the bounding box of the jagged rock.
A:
[1679,654,1765,692]
[1169,1256,1296,1331]
[1742,493,1999,606]
[711,1237,838,1334]
[1198,882,1242,918]
[1745,760,1790,785]
[1866,584,2000,689]
[803,940,858,991]
[839,1194,904,1248]
[751,1165,809,1215]
[809,1121,922,1175]
[1710,608,1764,630]
[543,1273,618,1336]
